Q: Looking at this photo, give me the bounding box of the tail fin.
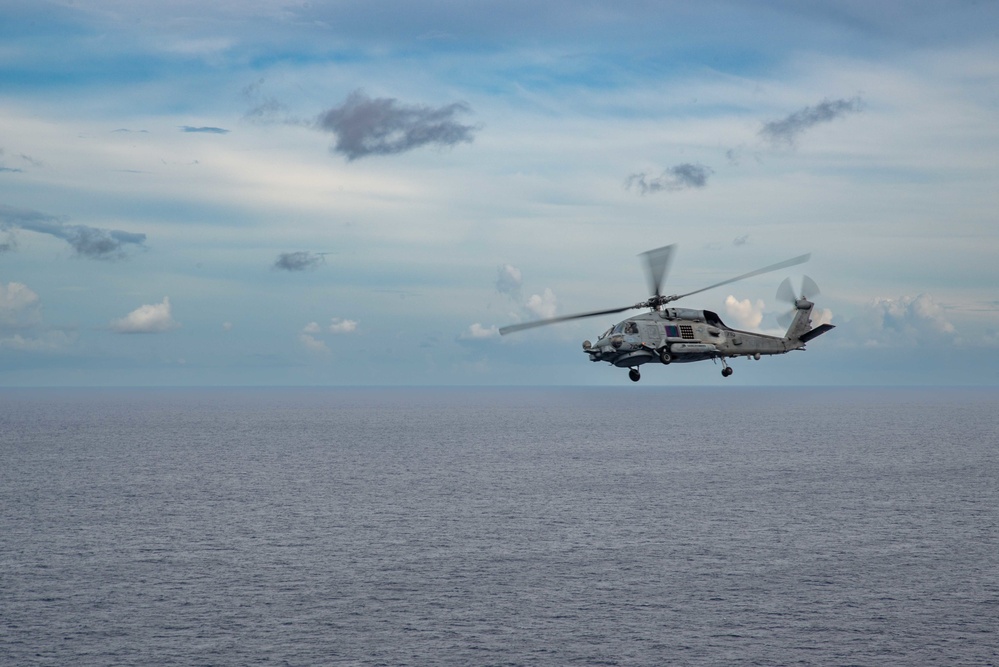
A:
[784,299,835,343]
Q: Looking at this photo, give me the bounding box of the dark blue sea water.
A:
[1,387,997,666]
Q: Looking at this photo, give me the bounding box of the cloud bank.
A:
[316,90,477,161]
[852,294,956,347]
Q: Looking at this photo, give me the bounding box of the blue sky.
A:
[2,0,997,386]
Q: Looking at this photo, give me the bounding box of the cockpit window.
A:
[612,323,625,334]
[601,328,613,339]
[624,321,639,334]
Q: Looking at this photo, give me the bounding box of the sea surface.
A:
[1,387,997,666]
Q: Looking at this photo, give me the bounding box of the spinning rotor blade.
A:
[674,253,811,301]
[776,277,797,305]
[777,275,820,305]
[801,275,821,300]
[776,275,820,329]
[498,304,635,335]
[640,244,677,299]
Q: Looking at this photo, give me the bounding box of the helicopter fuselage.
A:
[498,243,834,381]
[583,307,800,369]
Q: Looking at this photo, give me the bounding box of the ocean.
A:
[1,387,996,666]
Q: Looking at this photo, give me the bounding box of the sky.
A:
[1,0,998,387]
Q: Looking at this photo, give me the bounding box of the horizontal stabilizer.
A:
[799,323,835,343]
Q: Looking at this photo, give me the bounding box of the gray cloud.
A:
[0,205,146,260]
[317,90,477,161]
[180,126,230,134]
[760,97,863,147]
[626,163,713,195]
[733,234,750,246]
[273,251,326,271]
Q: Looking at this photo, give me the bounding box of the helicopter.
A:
[499,244,834,381]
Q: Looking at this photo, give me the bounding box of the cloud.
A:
[273,251,325,271]
[0,282,42,330]
[0,281,77,352]
[851,294,956,347]
[0,204,145,260]
[496,264,522,298]
[760,97,863,147]
[0,330,76,352]
[299,333,330,354]
[526,288,558,320]
[180,126,230,134]
[626,163,713,194]
[298,318,356,353]
[110,297,180,334]
[724,295,766,329]
[316,90,477,161]
[328,318,358,334]
[733,234,750,246]
[463,323,499,339]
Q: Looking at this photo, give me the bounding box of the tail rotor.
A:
[776,276,820,328]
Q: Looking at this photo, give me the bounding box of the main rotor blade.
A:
[640,244,676,299]
[499,305,634,335]
[674,253,811,301]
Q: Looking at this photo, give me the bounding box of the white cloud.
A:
[464,323,499,339]
[811,308,834,327]
[724,295,765,329]
[298,333,330,354]
[526,288,557,320]
[329,318,358,334]
[110,297,179,334]
[0,282,76,352]
[0,282,42,329]
[496,264,522,297]
[302,321,321,334]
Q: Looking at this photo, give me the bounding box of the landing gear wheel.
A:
[721,366,733,377]
[629,368,641,382]
[659,347,672,365]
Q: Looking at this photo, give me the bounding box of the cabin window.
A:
[624,321,639,335]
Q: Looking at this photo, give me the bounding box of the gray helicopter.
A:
[499,244,834,381]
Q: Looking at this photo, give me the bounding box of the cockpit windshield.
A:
[611,321,639,335]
